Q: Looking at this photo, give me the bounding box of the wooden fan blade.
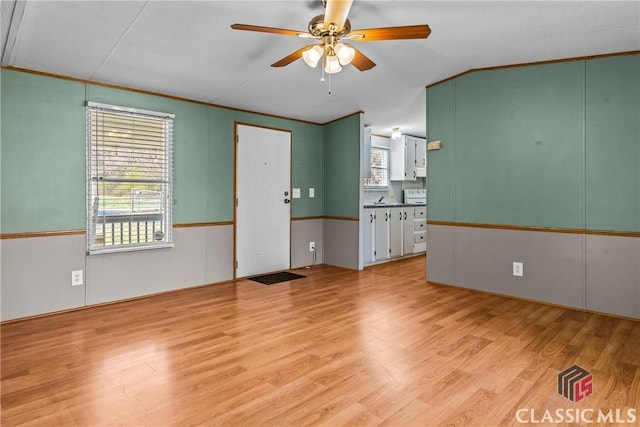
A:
[271,45,316,67]
[349,24,431,41]
[231,24,307,37]
[343,43,376,71]
[324,0,353,32]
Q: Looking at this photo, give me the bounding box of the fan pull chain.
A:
[319,56,331,95]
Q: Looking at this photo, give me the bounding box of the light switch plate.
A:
[293,188,301,199]
[309,188,315,198]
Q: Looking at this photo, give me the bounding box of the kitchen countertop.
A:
[364,203,426,208]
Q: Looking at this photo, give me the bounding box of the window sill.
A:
[87,242,175,255]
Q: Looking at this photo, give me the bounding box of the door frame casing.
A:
[233,122,293,278]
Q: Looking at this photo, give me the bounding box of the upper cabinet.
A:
[390,135,426,181]
[363,127,372,179]
[415,137,426,177]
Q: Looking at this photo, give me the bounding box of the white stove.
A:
[404,188,426,205]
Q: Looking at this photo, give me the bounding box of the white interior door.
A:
[236,124,291,278]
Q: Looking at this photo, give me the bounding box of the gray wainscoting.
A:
[427,224,639,319]
[323,218,359,270]
[586,234,640,319]
[205,225,234,284]
[453,226,584,309]
[86,225,233,305]
[426,225,454,285]
[1,233,86,321]
[291,219,324,269]
[1,224,234,321]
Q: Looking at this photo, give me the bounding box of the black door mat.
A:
[249,271,305,285]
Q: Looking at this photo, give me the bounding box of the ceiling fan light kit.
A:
[302,43,355,74]
[302,45,324,67]
[231,0,430,80]
[324,50,342,74]
[334,43,355,65]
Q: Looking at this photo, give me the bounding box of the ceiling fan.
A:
[230,0,431,75]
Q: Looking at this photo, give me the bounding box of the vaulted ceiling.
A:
[2,1,639,138]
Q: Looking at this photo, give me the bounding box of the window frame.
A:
[364,146,390,189]
[86,101,175,254]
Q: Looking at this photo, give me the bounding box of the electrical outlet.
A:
[309,241,316,252]
[512,262,523,277]
[71,270,84,286]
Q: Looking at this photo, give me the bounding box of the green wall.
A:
[1,71,86,232]
[427,54,640,233]
[323,113,362,218]
[0,69,329,233]
[425,81,455,222]
[585,56,640,232]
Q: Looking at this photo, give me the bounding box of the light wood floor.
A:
[2,256,639,426]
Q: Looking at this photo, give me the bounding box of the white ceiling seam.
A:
[1,0,28,66]
[89,0,152,81]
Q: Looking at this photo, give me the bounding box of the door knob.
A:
[284,199,290,204]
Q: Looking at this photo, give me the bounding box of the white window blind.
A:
[86,102,174,254]
[364,147,389,188]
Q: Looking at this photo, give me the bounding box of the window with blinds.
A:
[86,102,174,254]
[364,147,389,188]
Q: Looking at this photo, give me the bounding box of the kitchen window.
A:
[364,147,389,188]
[86,102,174,254]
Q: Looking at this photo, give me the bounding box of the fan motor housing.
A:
[308,14,351,37]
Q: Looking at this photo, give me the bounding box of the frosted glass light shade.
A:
[334,43,355,65]
[391,128,402,140]
[324,54,342,74]
[302,45,323,67]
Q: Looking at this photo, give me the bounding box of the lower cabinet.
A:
[413,206,427,253]
[402,208,415,255]
[363,209,375,264]
[374,208,389,261]
[364,206,426,265]
[389,208,403,258]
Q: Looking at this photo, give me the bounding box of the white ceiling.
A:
[2,1,639,138]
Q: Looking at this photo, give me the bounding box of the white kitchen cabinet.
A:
[390,136,415,181]
[364,206,426,265]
[413,206,427,253]
[389,207,403,258]
[415,138,427,177]
[363,127,372,179]
[374,208,389,261]
[363,209,375,264]
[402,208,415,255]
[390,135,426,181]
